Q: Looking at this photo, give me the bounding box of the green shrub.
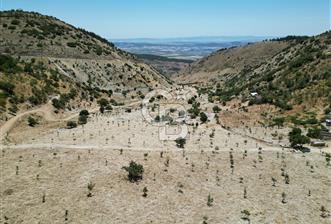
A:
[28,116,38,127]
[67,42,77,48]
[272,117,285,127]
[0,81,15,95]
[52,98,64,109]
[0,92,7,108]
[28,88,47,105]
[79,110,89,117]
[213,105,221,113]
[8,25,16,30]
[175,137,186,148]
[325,106,331,115]
[78,115,88,125]
[95,45,102,55]
[97,98,109,107]
[0,55,21,74]
[307,128,321,139]
[289,127,310,147]
[154,115,160,122]
[67,121,77,129]
[11,19,20,25]
[200,112,208,123]
[188,102,200,118]
[122,161,144,182]
[105,105,113,111]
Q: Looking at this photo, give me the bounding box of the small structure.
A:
[326,119,331,127]
[206,112,215,121]
[250,92,258,97]
[311,141,326,147]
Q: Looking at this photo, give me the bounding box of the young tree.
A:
[213,105,221,113]
[272,177,277,187]
[175,137,186,148]
[243,187,247,199]
[207,194,214,207]
[98,98,109,113]
[99,106,105,113]
[87,181,95,197]
[284,173,290,184]
[154,115,161,122]
[142,187,148,197]
[241,210,251,223]
[66,121,77,129]
[325,153,331,166]
[28,116,38,127]
[282,192,287,204]
[320,206,330,218]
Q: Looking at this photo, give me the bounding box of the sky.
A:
[0,0,330,39]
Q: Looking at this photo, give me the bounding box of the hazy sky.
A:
[1,0,330,39]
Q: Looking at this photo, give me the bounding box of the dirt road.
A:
[0,102,79,142]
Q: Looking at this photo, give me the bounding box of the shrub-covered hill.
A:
[177,31,331,116]
[0,54,104,117]
[0,10,170,96]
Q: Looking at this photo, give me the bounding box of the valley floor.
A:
[1,89,330,224]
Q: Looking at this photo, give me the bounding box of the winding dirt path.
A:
[0,102,81,142]
[0,99,143,142]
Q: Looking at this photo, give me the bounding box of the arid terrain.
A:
[1,10,331,224]
[1,86,331,224]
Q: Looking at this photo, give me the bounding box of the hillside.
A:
[175,32,331,116]
[175,41,290,84]
[0,10,170,118]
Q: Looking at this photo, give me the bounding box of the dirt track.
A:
[0,102,80,142]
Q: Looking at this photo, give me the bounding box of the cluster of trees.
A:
[0,54,21,74]
[52,89,77,110]
[0,81,15,96]
[187,97,200,119]
[288,116,319,126]
[66,109,89,129]
[97,98,112,113]
[288,127,310,148]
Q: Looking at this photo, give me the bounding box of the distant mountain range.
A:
[112,36,274,43]
[112,36,274,60]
